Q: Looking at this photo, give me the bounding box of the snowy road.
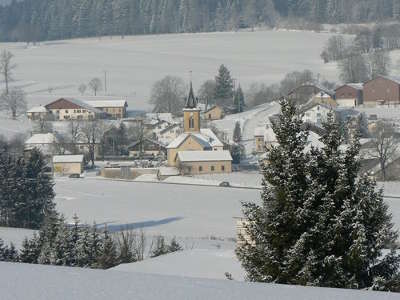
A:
[241,102,280,155]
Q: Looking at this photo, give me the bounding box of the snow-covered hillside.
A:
[212,102,280,154]
[1,262,397,300]
[1,30,339,110]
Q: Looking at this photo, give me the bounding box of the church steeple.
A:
[185,81,198,109]
[183,81,200,133]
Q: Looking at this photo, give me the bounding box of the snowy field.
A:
[0,30,339,110]
[54,177,259,238]
[0,227,35,248]
[114,248,245,281]
[53,177,400,237]
[1,262,398,300]
[0,112,32,139]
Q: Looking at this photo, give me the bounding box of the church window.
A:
[189,116,195,129]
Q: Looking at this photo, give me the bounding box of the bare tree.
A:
[338,53,369,83]
[0,50,16,95]
[370,121,399,181]
[198,79,217,108]
[0,88,26,119]
[88,78,102,96]
[150,75,185,114]
[80,120,108,167]
[33,117,53,134]
[367,50,391,79]
[78,83,87,95]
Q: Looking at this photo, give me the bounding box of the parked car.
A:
[69,174,81,179]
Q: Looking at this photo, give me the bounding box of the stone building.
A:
[166,82,232,174]
[202,105,224,121]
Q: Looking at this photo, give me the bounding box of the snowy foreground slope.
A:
[113,249,245,281]
[1,262,397,300]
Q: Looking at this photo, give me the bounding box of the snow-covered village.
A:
[1,1,400,299]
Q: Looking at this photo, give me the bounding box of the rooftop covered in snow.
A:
[177,150,232,162]
[84,100,127,108]
[53,155,84,163]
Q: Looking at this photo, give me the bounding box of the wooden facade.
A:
[363,76,400,106]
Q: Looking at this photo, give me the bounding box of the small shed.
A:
[53,155,84,175]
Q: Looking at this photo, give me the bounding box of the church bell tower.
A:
[183,82,201,133]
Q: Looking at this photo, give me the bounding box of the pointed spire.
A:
[185,81,198,109]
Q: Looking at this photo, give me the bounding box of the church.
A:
[167,83,232,175]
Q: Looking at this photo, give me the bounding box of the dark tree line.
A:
[0,0,399,43]
[0,0,277,42]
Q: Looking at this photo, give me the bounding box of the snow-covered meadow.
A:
[54,177,259,239]
[53,177,400,237]
[0,30,339,110]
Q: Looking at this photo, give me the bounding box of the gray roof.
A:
[177,150,232,162]
[185,82,198,109]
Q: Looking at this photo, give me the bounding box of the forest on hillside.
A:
[0,0,399,42]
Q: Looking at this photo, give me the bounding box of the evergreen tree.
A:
[233,121,242,143]
[150,235,169,258]
[96,228,118,269]
[19,235,41,264]
[215,64,234,107]
[234,85,245,112]
[168,237,183,252]
[236,99,400,290]
[76,225,92,267]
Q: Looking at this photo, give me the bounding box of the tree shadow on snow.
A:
[95,217,184,232]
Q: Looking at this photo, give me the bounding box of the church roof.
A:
[177,150,232,162]
[185,82,198,109]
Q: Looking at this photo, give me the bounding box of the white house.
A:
[24,133,57,155]
[301,103,333,126]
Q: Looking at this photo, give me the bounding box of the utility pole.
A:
[104,70,107,95]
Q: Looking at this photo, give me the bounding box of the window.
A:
[189,116,194,129]
[221,165,225,171]
[209,114,212,119]
[211,166,215,172]
[199,166,203,172]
